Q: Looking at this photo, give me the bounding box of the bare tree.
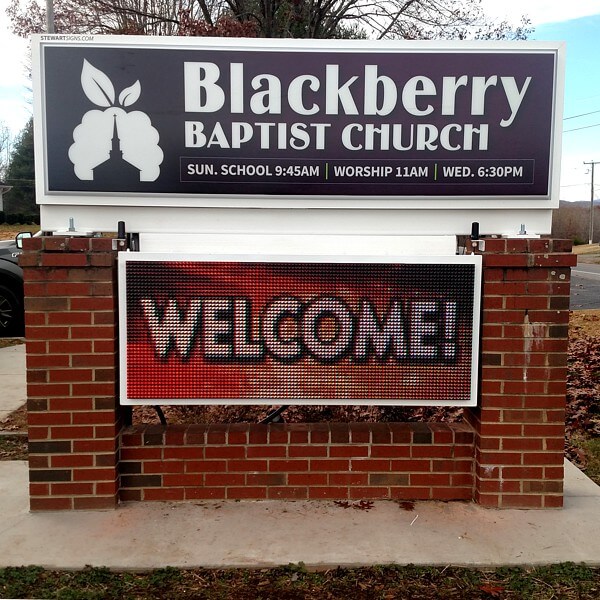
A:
[0,123,12,182]
[7,0,531,40]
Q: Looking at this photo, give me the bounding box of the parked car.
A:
[0,232,31,337]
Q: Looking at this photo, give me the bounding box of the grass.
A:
[0,224,40,240]
[0,563,599,599]
[579,437,600,485]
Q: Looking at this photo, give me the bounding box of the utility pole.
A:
[47,0,54,33]
[584,160,600,244]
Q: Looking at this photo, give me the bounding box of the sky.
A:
[1,0,600,201]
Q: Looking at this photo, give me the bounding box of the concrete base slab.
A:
[0,460,599,570]
[0,344,26,420]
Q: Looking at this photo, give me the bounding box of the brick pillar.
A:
[464,238,575,509]
[21,236,121,510]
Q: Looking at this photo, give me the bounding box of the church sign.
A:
[33,35,564,210]
[119,254,481,406]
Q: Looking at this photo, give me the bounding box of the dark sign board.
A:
[34,36,563,208]
[119,254,481,406]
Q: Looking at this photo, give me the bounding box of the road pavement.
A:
[571,259,600,310]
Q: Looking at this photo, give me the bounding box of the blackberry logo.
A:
[68,60,164,182]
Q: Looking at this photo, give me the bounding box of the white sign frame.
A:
[32,36,565,235]
[118,252,482,407]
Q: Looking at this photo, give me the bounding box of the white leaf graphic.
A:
[81,59,115,107]
[119,80,141,107]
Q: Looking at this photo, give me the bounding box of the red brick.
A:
[289,429,309,444]
[310,459,350,472]
[71,326,116,340]
[329,473,369,486]
[120,447,162,460]
[228,431,249,445]
[411,445,452,458]
[349,487,389,499]
[502,494,543,508]
[41,253,89,268]
[484,282,527,295]
[145,461,186,474]
[50,482,94,495]
[248,428,268,444]
[477,452,522,465]
[478,479,521,493]
[370,445,410,458]
[74,439,118,453]
[90,238,115,251]
[288,473,328,486]
[184,488,226,500]
[227,487,267,499]
[247,474,285,486]
[28,427,50,441]
[28,412,71,426]
[204,446,245,459]
[329,445,369,458]
[204,473,245,486]
[390,487,430,500]
[93,311,117,325]
[227,460,268,472]
[247,445,287,458]
[71,297,115,311]
[29,482,49,495]
[351,459,390,471]
[450,473,473,487]
[411,473,450,487]
[49,340,93,354]
[502,438,543,451]
[544,466,564,479]
[476,493,500,508]
[51,455,94,468]
[30,497,73,511]
[270,459,310,472]
[163,474,202,487]
[484,254,528,267]
[475,436,498,453]
[308,487,349,499]
[391,459,435,472]
[483,238,509,252]
[50,426,94,440]
[164,447,198,460]
[288,445,328,458]
[502,466,544,479]
[543,495,564,508]
[144,488,185,501]
[522,452,564,465]
[72,468,117,482]
[432,488,472,501]
[268,487,308,499]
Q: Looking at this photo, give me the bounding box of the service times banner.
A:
[119,255,482,406]
[35,36,562,203]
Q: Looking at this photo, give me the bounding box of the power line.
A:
[564,122,600,133]
[564,109,600,121]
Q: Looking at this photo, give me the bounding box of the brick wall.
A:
[22,237,121,510]
[21,236,574,510]
[463,238,575,508]
[120,423,474,502]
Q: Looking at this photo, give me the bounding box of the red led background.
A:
[123,260,478,404]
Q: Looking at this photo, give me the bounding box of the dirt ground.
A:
[570,310,600,338]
